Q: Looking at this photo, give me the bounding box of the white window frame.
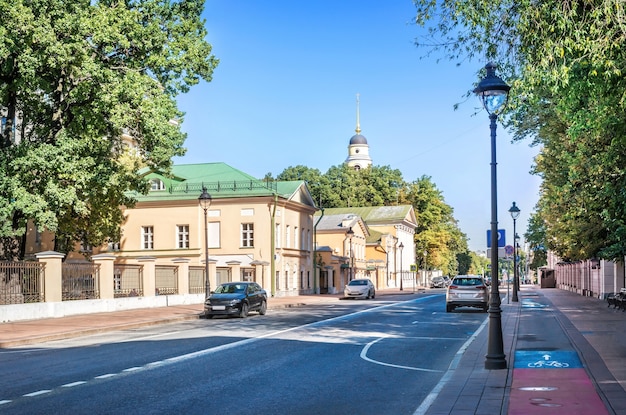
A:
[177,225,189,249]
[242,223,254,247]
[141,226,154,249]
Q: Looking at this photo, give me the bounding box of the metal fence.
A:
[189,266,206,294]
[0,261,44,304]
[62,262,100,301]
[113,264,143,297]
[155,265,178,295]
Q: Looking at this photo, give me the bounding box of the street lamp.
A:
[475,62,510,370]
[346,227,355,280]
[509,202,521,302]
[399,242,404,291]
[198,186,212,299]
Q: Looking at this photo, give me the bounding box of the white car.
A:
[344,279,376,299]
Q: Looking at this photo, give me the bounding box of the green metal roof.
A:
[131,162,309,203]
[316,206,415,224]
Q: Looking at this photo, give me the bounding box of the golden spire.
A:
[355,93,361,135]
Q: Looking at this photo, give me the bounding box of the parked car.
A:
[430,276,446,288]
[344,278,376,299]
[445,275,489,312]
[204,282,267,318]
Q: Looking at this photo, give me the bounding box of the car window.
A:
[452,278,482,286]
[349,280,367,286]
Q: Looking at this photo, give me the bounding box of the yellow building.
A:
[314,205,417,293]
[25,162,319,298]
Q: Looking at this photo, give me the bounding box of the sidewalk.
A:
[424,285,626,415]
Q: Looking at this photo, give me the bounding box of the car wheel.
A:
[483,305,489,313]
[446,304,454,312]
[239,302,249,318]
[371,290,375,299]
[206,314,214,319]
[258,300,267,315]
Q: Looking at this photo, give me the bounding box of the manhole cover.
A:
[518,387,558,391]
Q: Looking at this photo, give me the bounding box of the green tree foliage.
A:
[0,0,218,258]
[412,0,626,261]
[403,176,467,276]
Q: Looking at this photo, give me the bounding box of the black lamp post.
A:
[399,242,404,291]
[474,62,510,370]
[198,186,212,299]
[509,202,521,302]
[346,227,355,280]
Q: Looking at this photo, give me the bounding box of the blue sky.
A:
[174,0,542,253]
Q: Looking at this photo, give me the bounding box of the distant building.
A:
[314,205,416,293]
[345,94,372,170]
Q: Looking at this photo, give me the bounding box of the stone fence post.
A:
[35,251,65,302]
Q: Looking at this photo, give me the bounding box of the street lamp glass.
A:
[346,227,354,240]
[198,186,212,209]
[474,63,510,115]
[399,242,404,251]
[509,201,521,220]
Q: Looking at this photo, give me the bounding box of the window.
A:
[294,226,298,249]
[242,223,254,247]
[285,225,290,248]
[150,179,165,191]
[141,226,154,249]
[177,225,189,248]
[275,223,281,248]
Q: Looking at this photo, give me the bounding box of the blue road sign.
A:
[486,229,506,248]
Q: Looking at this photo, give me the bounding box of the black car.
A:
[204,282,267,318]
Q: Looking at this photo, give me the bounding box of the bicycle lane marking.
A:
[509,350,609,415]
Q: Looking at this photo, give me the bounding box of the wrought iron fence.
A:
[62,262,100,301]
[0,261,44,304]
[113,264,143,297]
[189,266,206,294]
[155,265,178,295]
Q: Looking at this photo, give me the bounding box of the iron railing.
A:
[155,265,178,295]
[0,261,44,304]
[62,262,100,301]
[189,266,206,294]
[113,264,143,297]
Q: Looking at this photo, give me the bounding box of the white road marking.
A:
[61,381,86,388]
[3,296,441,406]
[23,390,51,397]
[412,313,489,415]
[360,336,444,373]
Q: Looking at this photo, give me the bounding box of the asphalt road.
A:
[0,293,488,415]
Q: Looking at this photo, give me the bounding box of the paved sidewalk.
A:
[424,285,626,414]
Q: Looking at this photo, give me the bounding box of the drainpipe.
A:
[270,193,278,297]
[313,208,324,294]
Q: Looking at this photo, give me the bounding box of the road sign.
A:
[505,245,514,256]
[486,229,506,248]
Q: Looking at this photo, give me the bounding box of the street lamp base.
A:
[484,354,507,370]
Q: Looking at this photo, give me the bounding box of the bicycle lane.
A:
[508,292,609,415]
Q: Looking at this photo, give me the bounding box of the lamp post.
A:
[475,62,510,370]
[399,242,404,291]
[346,227,355,280]
[509,202,521,302]
[198,186,212,299]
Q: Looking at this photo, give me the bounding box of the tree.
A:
[0,0,218,258]
[403,176,467,276]
[412,0,626,261]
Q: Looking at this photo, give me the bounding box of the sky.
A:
[173,0,542,253]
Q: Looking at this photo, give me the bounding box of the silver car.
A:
[344,278,376,299]
[446,275,489,312]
